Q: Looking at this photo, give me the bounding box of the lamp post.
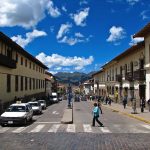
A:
[67,84,72,108]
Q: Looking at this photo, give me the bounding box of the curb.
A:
[103,105,150,124]
[61,104,73,124]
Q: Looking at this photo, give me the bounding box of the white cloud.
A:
[140,10,150,20]
[71,8,90,26]
[79,0,88,5]
[58,34,91,46]
[36,53,94,70]
[126,0,140,5]
[62,6,67,12]
[57,23,72,39]
[107,26,126,44]
[0,0,61,29]
[47,0,61,17]
[75,32,84,38]
[11,29,47,48]
[129,35,144,46]
[0,0,49,28]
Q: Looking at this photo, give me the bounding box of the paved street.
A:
[0,100,150,149]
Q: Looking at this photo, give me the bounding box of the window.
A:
[36,79,38,89]
[16,53,18,62]
[25,59,27,67]
[25,77,27,90]
[21,57,23,65]
[33,78,35,90]
[33,64,35,70]
[30,62,31,69]
[15,75,18,91]
[39,80,40,89]
[21,76,23,91]
[29,78,32,90]
[7,74,11,92]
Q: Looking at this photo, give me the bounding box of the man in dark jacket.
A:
[140,97,145,113]
[147,99,150,112]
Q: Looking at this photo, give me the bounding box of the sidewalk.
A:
[103,103,150,124]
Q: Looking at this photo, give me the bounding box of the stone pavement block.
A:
[103,103,150,124]
[61,108,73,124]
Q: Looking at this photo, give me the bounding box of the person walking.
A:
[108,96,112,106]
[147,99,150,112]
[92,103,104,127]
[123,97,127,109]
[140,97,145,113]
[98,100,103,114]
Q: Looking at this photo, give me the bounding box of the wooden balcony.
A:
[0,54,16,69]
[133,69,146,81]
[116,74,122,82]
[125,72,133,81]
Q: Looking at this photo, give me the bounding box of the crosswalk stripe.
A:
[12,127,27,133]
[0,127,10,133]
[48,124,60,133]
[141,124,150,130]
[30,124,45,133]
[100,127,111,133]
[66,124,75,133]
[83,124,92,132]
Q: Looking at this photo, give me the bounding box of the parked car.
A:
[0,103,33,126]
[38,100,46,110]
[51,92,58,103]
[28,101,42,115]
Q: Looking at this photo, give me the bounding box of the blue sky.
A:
[0,0,149,74]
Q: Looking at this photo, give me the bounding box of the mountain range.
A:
[55,72,95,85]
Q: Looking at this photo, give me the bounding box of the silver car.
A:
[38,100,46,110]
[28,101,42,115]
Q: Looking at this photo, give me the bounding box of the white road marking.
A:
[48,124,60,133]
[0,127,10,133]
[83,124,92,132]
[100,127,111,133]
[12,127,27,133]
[52,111,59,115]
[30,124,45,133]
[141,124,150,130]
[35,122,61,124]
[66,124,75,133]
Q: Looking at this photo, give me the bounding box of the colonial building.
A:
[93,41,145,106]
[45,71,57,97]
[80,79,94,95]
[0,32,48,112]
[133,23,150,101]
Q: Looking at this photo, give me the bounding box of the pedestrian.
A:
[147,99,150,112]
[108,96,112,106]
[98,100,103,114]
[123,97,127,109]
[140,97,145,113]
[92,103,104,127]
[105,96,108,105]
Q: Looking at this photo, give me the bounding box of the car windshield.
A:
[6,106,26,112]
[39,101,44,103]
[30,103,38,106]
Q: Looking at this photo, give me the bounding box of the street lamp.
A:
[67,84,72,108]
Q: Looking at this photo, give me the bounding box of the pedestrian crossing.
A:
[0,123,150,134]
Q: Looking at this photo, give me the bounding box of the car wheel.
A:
[24,118,27,125]
[30,116,33,121]
[1,123,5,127]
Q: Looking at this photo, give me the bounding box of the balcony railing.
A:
[133,69,146,81]
[116,74,122,82]
[0,54,16,69]
[125,72,133,81]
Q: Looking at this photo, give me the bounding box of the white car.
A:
[38,100,46,110]
[28,101,42,115]
[0,103,33,126]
